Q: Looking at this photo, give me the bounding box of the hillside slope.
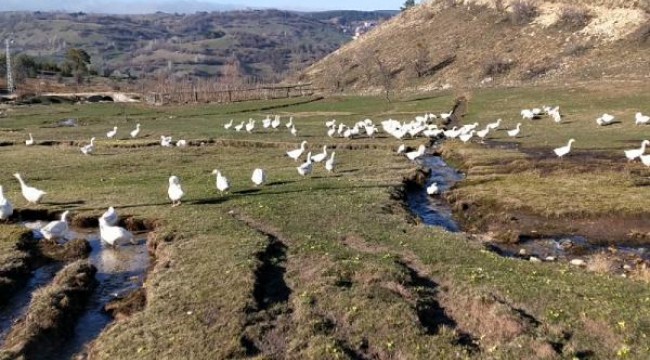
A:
[302,0,650,91]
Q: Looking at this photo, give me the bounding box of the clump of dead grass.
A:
[556,6,591,30]
[482,57,515,77]
[586,253,617,274]
[630,263,650,283]
[510,0,538,25]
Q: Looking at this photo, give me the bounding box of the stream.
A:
[407,155,650,272]
[1,221,150,358]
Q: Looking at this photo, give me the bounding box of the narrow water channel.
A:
[2,221,150,358]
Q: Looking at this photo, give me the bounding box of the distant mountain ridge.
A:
[0,9,396,83]
[0,0,242,14]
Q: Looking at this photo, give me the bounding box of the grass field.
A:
[1,83,650,359]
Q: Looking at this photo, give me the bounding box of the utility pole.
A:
[5,38,15,93]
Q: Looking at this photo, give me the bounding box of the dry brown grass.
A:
[586,253,618,274]
[630,263,650,283]
[510,0,539,25]
[556,6,591,29]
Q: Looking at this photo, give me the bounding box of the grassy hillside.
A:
[0,10,394,84]
[302,0,650,91]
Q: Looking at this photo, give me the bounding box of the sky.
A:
[0,0,406,13]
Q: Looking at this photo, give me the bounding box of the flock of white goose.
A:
[2,105,650,247]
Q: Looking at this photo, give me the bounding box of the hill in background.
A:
[0,9,396,87]
[302,0,650,92]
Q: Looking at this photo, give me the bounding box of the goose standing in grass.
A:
[287,141,307,161]
[168,176,184,207]
[554,139,575,158]
[106,126,118,139]
[476,127,490,141]
[212,169,230,194]
[325,152,336,172]
[426,182,439,195]
[286,117,294,128]
[486,118,502,130]
[459,130,475,143]
[101,206,118,226]
[406,144,426,161]
[160,135,173,147]
[99,217,135,247]
[40,210,70,242]
[224,119,234,130]
[262,116,272,129]
[507,123,522,138]
[130,123,141,138]
[297,152,313,176]
[80,137,96,155]
[624,140,650,161]
[245,119,255,133]
[234,121,245,132]
[271,115,281,129]
[635,112,650,125]
[176,139,188,147]
[311,145,328,163]
[521,109,535,120]
[251,168,267,186]
[14,173,46,204]
[327,126,336,138]
[25,133,34,146]
[596,113,615,126]
[396,144,406,154]
[290,124,298,136]
[0,185,13,220]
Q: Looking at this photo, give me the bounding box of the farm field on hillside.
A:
[0,83,649,359]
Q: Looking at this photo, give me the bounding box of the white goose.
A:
[406,144,426,161]
[251,168,267,186]
[635,112,650,125]
[245,119,255,133]
[507,123,522,137]
[176,139,188,147]
[101,206,118,226]
[234,121,245,132]
[106,126,118,139]
[325,152,336,172]
[311,145,328,163]
[327,126,336,138]
[168,175,184,207]
[459,130,474,143]
[0,185,13,220]
[25,133,34,146]
[271,115,281,129]
[262,116,272,129]
[14,173,46,204]
[287,141,307,161]
[396,144,406,154]
[130,123,141,138]
[554,139,575,158]
[286,117,294,129]
[224,119,234,130]
[486,118,502,130]
[160,135,173,147]
[476,127,490,141]
[426,182,439,195]
[80,137,96,155]
[596,114,615,126]
[212,169,230,194]
[297,152,313,176]
[99,217,135,247]
[624,140,650,161]
[40,210,70,242]
[290,124,298,136]
[521,109,535,120]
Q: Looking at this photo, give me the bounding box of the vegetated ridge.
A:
[302,0,650,92]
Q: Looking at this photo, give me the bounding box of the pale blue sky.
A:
[1,0,411,13]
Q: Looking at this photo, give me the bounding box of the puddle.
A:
[488,235,649,269]
[406,156,464,232]
[6,221,150,358]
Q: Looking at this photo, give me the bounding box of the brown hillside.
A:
[301,0,650,92]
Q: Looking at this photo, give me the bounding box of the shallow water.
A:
[405,155,464,232]
[9,222,149,358]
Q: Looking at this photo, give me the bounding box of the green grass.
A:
[1,85,649,359]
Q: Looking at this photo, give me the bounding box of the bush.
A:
[557,6,590,29]
[482,57,514,77]
[510,0,538,25]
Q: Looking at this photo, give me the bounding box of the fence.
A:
[145,83,323,105]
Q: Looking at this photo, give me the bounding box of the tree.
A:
[64,48,91,84]
[413,43,431,78]
[401,0,416,11]
[373,51,393,103]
